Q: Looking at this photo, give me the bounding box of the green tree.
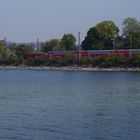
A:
[43,39,62,52]
[0,41,5,63]
[61,34,76,50]
[15,44,34,59]
[82,21,119,50]
[0,40,16,64]
[123,18,140,35]
[122,17,140,49]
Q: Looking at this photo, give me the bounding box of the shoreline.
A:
[0,66,140,72]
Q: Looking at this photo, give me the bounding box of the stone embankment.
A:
[0,66,140,72]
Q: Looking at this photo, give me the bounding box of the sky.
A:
[0,0,140,43]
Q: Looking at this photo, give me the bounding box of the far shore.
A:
[0,65,140,72]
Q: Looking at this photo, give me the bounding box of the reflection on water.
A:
[0,70,140,140]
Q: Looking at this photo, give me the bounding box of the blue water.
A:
[0,70,140,140]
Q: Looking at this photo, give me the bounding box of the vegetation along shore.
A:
[0,17,140,71]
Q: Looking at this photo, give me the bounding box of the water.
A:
[0,70,140,140]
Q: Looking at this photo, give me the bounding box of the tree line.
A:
[42,17,140,51]
[82,17,140,50]
[0,17,140,67]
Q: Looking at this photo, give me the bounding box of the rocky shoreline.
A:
[0,65,140,72]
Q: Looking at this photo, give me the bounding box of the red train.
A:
[28,50,140,59]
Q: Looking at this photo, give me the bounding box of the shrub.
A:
[63,55,74,66]
[91,56,106,67]
[129,53,140,67]
[31,57,49,66]
[5,55,18,65]
[76,56,91,66]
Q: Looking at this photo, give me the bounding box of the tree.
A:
[43,39,62,52]
[15,44,34,59]
[82,27,101,50]
[0,40,16,64]
[82,21,119,50]
[0,41,6,62]
[122,18,140,49]
[122,17,140,36]
[61,34,76,51]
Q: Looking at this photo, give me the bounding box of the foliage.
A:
[29,57,49,66]
[1,17,140,67]
[15,44,34,59]
[2,52,140,68]
[82,21,119,50]
[63,55,74,65]
[0,41,16,64]
[5,55,18,65]
[43,34,76,52]
[122,18,140,49]
[96,21,119,40]
[61,34,76,51]
[129,53,140,67]
[122,17,140,36]
[43,39,62,52]
[76,57,91,66]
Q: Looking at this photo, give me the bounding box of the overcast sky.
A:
[0,0,140,42]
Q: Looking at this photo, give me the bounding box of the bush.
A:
[91,56,106,67]
[23,53,140,68]
[129,53,140,67]
[63,55,74,66]
[76,57,91,66]
[30,57,49,66]
[117,54,128,66]
[4,55,18,65]
[104,54,128,67]
[89,54,128,67]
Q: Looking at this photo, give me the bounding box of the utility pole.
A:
[37,38,40,52]
[78,32,81,58]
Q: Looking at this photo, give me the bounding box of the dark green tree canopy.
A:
[61,34,76,51]
[82,21,119,50]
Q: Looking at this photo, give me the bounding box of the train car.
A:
[27,49,140,60]
[128,49,140,57]
[48,51,74,58]
[112,50,130,58]
[73,51,88,58]
[28,52,48,59]
[48,51,88,58]
[113,49,140,58]
[87,50,113,57]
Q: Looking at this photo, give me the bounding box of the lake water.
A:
[0,70,140,140]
